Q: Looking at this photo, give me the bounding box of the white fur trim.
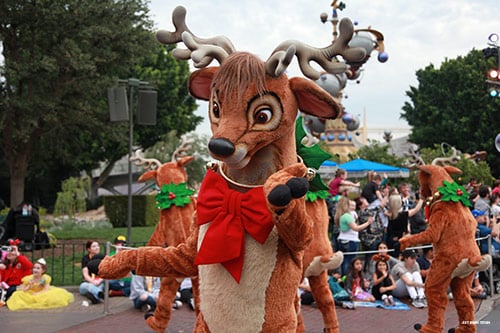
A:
[198,225,279,333]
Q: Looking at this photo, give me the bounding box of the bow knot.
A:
[195,170,274,282]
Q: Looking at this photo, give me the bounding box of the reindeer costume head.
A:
[92,6,367,333]
[156,6,366,187]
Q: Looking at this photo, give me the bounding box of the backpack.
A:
[358,207,384,249]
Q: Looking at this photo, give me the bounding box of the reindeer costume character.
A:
[90,6,366,332]
[399,162,491,333]
[130,140,199,332]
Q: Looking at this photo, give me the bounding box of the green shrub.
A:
[103,195,160,227]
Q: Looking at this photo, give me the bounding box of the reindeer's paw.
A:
[265,163,309,213]
[398,236,410,252]
[267,177,309,207]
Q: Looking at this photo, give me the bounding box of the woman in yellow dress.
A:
[6,258,74,310]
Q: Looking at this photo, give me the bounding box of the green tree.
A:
[1,1,202,210]
[354,140,406,167]
[0,0,155,207]
[146,131,210,188]
[401,49,500,177]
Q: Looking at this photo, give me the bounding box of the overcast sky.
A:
[148,0,499,138]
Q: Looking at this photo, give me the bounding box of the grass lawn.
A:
[51,225,156,243]
[36,225,156,286]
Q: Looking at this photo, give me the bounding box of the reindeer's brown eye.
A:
[212,102,220,118]
[255,108,272,124]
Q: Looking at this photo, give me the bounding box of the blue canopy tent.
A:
[317,160,337,179]
[318,158,409,179]
[337,158,409,178]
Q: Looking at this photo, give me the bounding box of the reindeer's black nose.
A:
[208,138,235,156]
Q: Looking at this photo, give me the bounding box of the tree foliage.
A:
[0,1,201,208]
[354,140,406,167]
[146,131,210,188]
[401,49,500,177]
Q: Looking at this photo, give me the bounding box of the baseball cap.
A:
[471,210,486,218]
[113,235,127,244]
[402,249,417,259]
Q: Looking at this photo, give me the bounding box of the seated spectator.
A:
[416,246,434,282]
[79,240,104,304]
[470,272,487,299]
[473,209,500,255]
[344,258,375,302]
[299,277,314,305]
[327,269,355,310]
[367,242,399,276]
[391,249,426,308]
[179,277,195,311]
[6,258,73,310]
[129,273,161,314]
[0,239,33,303]
[371,254,396,306]
[108,235,131,297]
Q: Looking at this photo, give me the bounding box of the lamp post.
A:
[485,33,500,97]
[383,129,393,155]
[108,78,157,243]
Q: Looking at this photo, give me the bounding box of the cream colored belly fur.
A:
[198,225,279,333]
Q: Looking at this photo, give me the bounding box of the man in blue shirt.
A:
[472,209,500,255]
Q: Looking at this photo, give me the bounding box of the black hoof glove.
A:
[414,323,422,332]
[267,177,309,207]
[286,177,309,198]
[87,253,105,275]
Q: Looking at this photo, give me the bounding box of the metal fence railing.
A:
[23,241,147,286]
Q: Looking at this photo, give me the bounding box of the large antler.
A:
[431,146,461,166]
[156,6,236,67]
[130,149,162,170]
[403,144,425,168]
[265,18,367,80]
[172,136,194,162]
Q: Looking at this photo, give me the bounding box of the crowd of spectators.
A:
[325,172,499,309]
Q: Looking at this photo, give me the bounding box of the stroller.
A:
[1,203,39,251]
[14,214,38,251]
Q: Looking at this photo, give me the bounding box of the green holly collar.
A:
[155,182,194,209]
[436,180,471,207]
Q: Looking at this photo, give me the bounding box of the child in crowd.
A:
[367,241,399,276]
[6,258,74,310]
[344,258,375,302]
[129,273,161,315]
[371,254,396,306]
[0,239,33,304]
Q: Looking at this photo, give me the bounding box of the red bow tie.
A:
[195,169,274,283]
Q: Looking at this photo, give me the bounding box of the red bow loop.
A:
[195,170,273,282]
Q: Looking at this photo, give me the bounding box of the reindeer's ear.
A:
[189,67,218,101]
[417,165,433,175]
[177,156,195,167]
[138,170,157,182]
[289,77,340,119]
[443,166,463,176]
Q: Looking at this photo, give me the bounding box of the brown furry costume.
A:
[133,155,199,332]
[399,165,491,333]
[89,6,368,332]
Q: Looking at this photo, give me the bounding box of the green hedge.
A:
[103,195,160,227]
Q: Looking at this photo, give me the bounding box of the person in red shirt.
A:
[0,239,33,304]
